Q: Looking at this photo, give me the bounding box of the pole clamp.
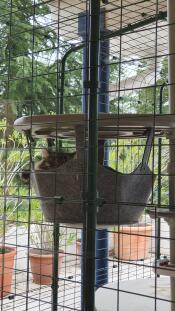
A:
[83,192,106,210]
[83,80,100,89]
[96,192,106,210]
[54,196,64,204]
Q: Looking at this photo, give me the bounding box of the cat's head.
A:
[36,149,75,170]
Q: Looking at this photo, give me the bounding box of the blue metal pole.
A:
[78,10,109,304]
[99,38,110,113]
[95,36,109,288]
[95,228,108,287]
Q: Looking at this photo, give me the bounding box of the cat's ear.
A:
[41,149,49,158]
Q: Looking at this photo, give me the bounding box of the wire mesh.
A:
[0,0,173,310]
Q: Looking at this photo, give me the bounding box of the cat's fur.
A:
[21,149,76,183]
[35,149,76,170]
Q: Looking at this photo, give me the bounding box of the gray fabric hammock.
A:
[31,128,155,225]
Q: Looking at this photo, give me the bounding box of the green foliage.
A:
[0,119,29,235]
[30,223,76,250]
[7,56,57,115]
[109,138,145,172]
[0,0,55,58]
[0,0,57,115]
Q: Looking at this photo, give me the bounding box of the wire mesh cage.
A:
[0,0,174,310]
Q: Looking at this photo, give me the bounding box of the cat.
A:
[21,143,105,184]
[35,149,76,170]
[21,149,76,183]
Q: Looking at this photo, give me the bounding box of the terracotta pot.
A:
[0,246,16,298]
[29,249,65,285]
[113,224,152,261]
[76,239,81,255]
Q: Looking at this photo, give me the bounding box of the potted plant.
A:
[0,123,29,298]
[29,222,76,285]
[0,246,16,298]
[113,222,152,261]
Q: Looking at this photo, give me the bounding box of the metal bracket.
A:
[83,80,100,89]
[54,196,64,204]
[96,192,106,213]
[96,196,106,208]
[83,192,106,209]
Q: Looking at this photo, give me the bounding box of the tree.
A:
[0,0,57,117]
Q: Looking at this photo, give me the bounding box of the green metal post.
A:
[168,1,175,310]
[156,139,161,262]
[83,0,100,310]
[60,44,83,114]
[156,83,167,263]
[52,223,60,311]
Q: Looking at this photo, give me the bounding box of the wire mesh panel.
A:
[0,0,174,311]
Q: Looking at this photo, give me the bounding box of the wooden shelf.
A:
[14,113,175,139]
[153,262,175,278]
[146,208,175,220]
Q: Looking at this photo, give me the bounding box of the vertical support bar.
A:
[156,137,161,262]
[156,83,166,266]
[83,0,101,309]
[99,39,110,113]
[82,41,89,114]
[78,11,90,114]
[78,13,90,310]
[168,1,175,310]
[169,219,175,310]
[78,10,109,306]
[95,37,109,288]
[168,0,175,111]
[78,13,89,303]
[52,223,60,311]
[95,229,108,288]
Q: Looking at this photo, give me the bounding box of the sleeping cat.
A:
[21,149,76,183]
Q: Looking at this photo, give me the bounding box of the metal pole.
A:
[156,83,166,267]
[167,1,175,310]
[83,0,100,309]
[52,223,59,311]
[78,8,109,298]
[95,36,109,289]
[156,142,161,260]
[99,38,109,113]
[60,44,84,114]
[78,12,90,310]
[95,229,108,287]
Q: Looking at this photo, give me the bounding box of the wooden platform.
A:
[14,113,175,139]
[147,208,175,220]
[153,263,175,278]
